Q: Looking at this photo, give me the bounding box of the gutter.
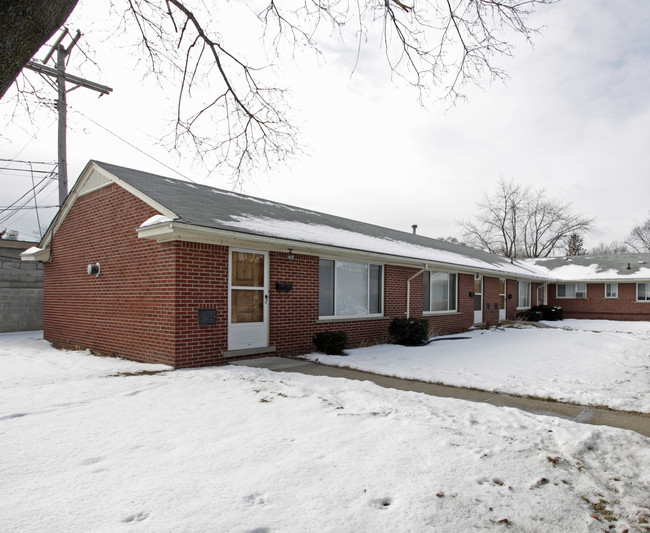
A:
[406,265,429,318]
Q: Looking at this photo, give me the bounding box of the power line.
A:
[70,107,195,183]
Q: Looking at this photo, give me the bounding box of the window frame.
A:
[318,258,384,319]
[637,283,650,302]
[517,281,531,309]
[422,271,458,315]
[604,283,618,299]
[556,283,587,299]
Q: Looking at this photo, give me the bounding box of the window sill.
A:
[423,311,461,316]
[317,315,389,323]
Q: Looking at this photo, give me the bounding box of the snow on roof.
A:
[217,215,544,277]
[527,255,650,281]
[91,161,547,279]
[20,246,43,255]
[140,215,173,228]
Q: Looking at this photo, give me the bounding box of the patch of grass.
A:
[108,370,169,377]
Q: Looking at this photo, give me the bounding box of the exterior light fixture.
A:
[87,263,101,277]
[287,249,294,260]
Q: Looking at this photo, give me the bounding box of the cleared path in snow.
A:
[231,357,650,437]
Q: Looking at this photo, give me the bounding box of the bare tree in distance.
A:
[627,216,650,252]
[590,241,630,255]
[459,179,593,259]
[2,0,557,178]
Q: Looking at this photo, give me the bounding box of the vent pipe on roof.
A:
[627,263,631,270]
[412,224,418,235]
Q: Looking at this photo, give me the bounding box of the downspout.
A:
[406,264,428,319]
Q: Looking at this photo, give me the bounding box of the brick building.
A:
[22,161,551,367]
[529,255,650,321]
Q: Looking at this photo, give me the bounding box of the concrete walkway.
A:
[231,356,650,438]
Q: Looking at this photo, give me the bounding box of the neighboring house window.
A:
[319,259,383,317]
[637,283,650,302]
[605,283,618,298]
[423,271,457,313]
[556,283,587,298]
[517,281,531,308]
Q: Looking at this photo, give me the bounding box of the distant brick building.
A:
[529,255,650,321]
[1,239,43,332]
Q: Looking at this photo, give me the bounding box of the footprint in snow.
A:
[122,511,149,523]
[244,493,268,506]
[0,412,28,421]
[370,497,393,509]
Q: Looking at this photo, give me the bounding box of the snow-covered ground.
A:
[1,331,649,531]
[305,320,650,413]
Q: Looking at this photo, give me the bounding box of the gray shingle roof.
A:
[93,161,545,278]
[529,254,650,280]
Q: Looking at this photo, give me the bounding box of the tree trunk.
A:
[0,0,79,99]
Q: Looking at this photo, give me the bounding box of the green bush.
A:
[389,317,430,346]
[532,305,564,321]
[313,331,348,355]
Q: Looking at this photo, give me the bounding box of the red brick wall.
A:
[46,182,539,367]
[44,184,177,365]
[548,282,650,321]
[171,241,229,367]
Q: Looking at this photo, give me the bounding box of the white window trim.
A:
[556,283,587,299]
[604,283,618,299]
[318,258,385,319]
[423,271,458,315]
[517,281,531,310]
[636,282,650,303]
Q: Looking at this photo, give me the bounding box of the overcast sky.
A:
[1,0,649,250]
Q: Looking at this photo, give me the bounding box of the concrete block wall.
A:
[0,240,43,332]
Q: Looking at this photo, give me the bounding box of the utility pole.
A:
[24,29,112,207]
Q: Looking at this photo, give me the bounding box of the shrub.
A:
[515,309,544,322]
[389,317,430,346]
[313,331,348,355]
[532,305,564,321]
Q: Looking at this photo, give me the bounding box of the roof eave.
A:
[137,222,550,281]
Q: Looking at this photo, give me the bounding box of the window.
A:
[517,281,531,308]
[637,283,650,302]
[423,271,457,313]
[605,283,618,299]
[556,283,587,299]
[319,259,383,317]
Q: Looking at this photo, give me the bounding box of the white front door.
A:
[228,248,269,351]
[499,278,506,321]
[473,276,483,324]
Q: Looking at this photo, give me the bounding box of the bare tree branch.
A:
[3,0,557,179]
[459,178,593,258]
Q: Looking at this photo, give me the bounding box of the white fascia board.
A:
[20,246,51,262]
[554,278,650,284]
[137,222,551,281]
[39,161,179,250]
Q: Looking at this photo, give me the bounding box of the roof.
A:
[527,254,650,281]
[30,160,549,279]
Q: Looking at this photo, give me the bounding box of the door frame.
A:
[227,247,270,351]
[498,278,506,322]
[473,275,483,324]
